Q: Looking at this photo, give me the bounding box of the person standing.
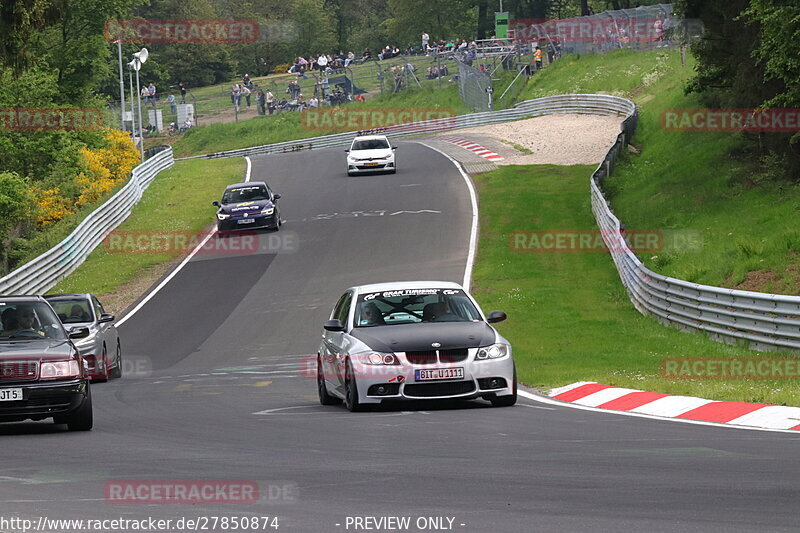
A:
[422,32,430,52]
[256,88,266,115]
[147,83,157,107]
[231,83,241,110]
[242,84,252,108]
[167,93,177,114]
[178,82,187,103]
[533,46,543,70]
[264,89,275,114]
[317,53,328,71]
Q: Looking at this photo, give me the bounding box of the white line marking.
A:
[118,156,252,326]
[517,390,800,435]
[417,143,478,291]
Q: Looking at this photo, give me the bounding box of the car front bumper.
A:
[347,160,395,173]
[0,379,89,422]
[218,212,280,231]
[350,354,515,404]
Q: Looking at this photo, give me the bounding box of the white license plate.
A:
[0,389,22,401]
[237,218,255,224]
[415,367,464,381]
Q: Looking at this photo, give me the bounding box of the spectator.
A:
[422,32,430,51]
[179,117,192,133]
[167,93,177,114]
[308,96,319,108]
[231,83,242,110]
[242,84,252,108]
[317,54,328,71]
[362,48,371,61]
[256,88,266,115]
[140,86,149,104]
[242,73,251,87]
[178,81,187,103]
[345,51,355,67]
[265,89,275,114]
[147,83,156,107]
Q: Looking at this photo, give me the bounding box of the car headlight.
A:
[356,351,399,365]
[40,360,81,379]
[261,207,274,215]
[73,332,97,351]
[476,343,510,360]
[216,212,230,220]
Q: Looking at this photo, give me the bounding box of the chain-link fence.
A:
[454,58,494,112]
[510,4,688,57]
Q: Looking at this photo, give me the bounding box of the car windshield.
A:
[352,139,390,151]
[48,299,94,324]
[354,288,482,327]
[0,301,67,341]
[221,185,269,204]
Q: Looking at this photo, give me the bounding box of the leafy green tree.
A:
[0,171,35,272]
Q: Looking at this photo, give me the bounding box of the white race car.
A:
[317,281,516,411]
[344,135,397,175]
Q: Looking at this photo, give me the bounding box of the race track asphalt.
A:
[1,143,799,533]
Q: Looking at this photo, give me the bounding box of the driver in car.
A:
[6,306,46,337]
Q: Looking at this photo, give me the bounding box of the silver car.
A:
[317,281,516,411]
[45,294,121,382]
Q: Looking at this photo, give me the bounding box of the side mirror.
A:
[344,149,350,153]
[212,201,220,207]
[68,326,90,339]
[392,146,397,150]
[99,313,115,323]
[486,310,507,324]
[323,319,345,332]
[273,193,281,200]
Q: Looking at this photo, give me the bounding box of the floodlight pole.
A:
[134,59,145,162]
[128,65,136,144]
[117,41,126,131]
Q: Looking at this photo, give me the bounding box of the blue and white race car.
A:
[212,181,282,232]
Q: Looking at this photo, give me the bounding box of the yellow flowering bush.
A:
[29,129,139,225]
[75,129,139,207]
[31,187,74,226]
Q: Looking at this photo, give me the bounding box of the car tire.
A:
[318,356,341,406]
[344,359,368,412]
[66,385,93,431]
[490,367,517,407]
[110,341,122,379]
[94,344,109,382]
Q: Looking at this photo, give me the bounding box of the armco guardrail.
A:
[588,104,800,352]
[0,148,174,295]
[179,94,634,161]
[6,95,797,352]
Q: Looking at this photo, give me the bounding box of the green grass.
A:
[521,49,800,294]
[522,48,681,99]
[472,164,800,405]
[52,158,244,295]
[172,84,469,157]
